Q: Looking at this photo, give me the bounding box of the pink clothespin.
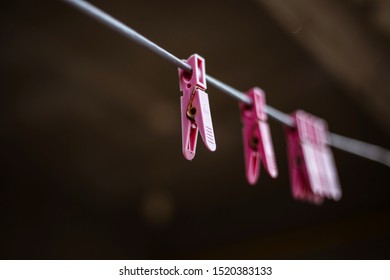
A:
[286,111,341,204]
[312,119,342,200]
[240,87,278,185]
[286,111,323,204]
[178,54,216,160]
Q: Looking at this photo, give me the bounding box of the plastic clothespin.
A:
[286,111,341,204]
[312,119,342,200]
[240,87,278,185]
[178,54,216,160]
[286,111,323,204]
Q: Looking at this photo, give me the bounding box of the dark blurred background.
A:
[1,0,390,259]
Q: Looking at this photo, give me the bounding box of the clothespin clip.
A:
[178,54,216,160]
[286,111,342,204]
[312,119,342,200]
[240,87,278,185]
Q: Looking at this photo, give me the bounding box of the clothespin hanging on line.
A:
[240,87,278,185]
[178,54,216,160]
[286,111,342,204]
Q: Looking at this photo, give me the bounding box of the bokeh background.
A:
[1,0,390,259]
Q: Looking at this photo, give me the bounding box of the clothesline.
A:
[64,0,390,168]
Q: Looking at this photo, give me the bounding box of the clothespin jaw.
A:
[178,54,216,160]
[286,111,341,204]
[240,87,278,185]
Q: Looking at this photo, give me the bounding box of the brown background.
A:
[1,0,390,259]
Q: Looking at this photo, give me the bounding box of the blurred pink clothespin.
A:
[286,111,342,204]
[178,54,216,160]
[312,118,342,200]
[240,87,278,185]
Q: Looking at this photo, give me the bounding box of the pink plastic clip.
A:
[286,111,342,204]
[240,87,278,185]
[312,119,342,200]
[178,54,216,160]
